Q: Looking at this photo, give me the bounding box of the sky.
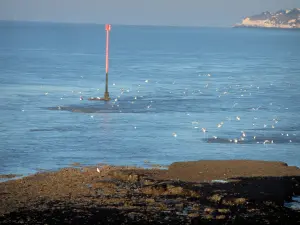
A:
[0,0,300,27]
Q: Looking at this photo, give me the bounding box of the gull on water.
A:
[172,132,177,137]
[252,106,261,111]
[241,131,246,137]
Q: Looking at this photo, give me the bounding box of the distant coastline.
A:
[233,25,300,31]
[234,8,300,29]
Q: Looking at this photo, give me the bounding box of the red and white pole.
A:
[105,24,111,74]
[104,24,111,100]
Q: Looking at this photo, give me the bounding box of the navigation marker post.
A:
[88,24,112,101]
[103,24,111,101]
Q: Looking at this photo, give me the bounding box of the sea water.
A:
[0,21,300,176]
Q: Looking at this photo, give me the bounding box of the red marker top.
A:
[105,24,111,31]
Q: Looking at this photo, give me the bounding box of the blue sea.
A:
[0,21,300,176]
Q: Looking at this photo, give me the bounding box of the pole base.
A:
[103,92,110,101]
[88,97,109,101]
[88,92,111,101]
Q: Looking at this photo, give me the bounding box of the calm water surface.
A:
[0,21,300,176]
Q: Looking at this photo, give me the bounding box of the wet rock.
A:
[222,197,247,206]
[217,208,231,214]
[166,185,183,195]
[141,186,166,195]
[188,213,200,218]
[111,171,140,182]
[128,174,140,182]
[175,203,184,210]
[216,215,226,220]
[208,194,223,203]
[143,179,155,185]
[204,207,216,214]
[145,198,155,204]
[164,199,182,205]
[0,174,22,179]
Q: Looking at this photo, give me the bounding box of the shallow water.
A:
[0,21,300,176]
[285,196,300,211]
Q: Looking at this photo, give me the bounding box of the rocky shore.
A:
[234,8,300,29]
[1,160,300,224]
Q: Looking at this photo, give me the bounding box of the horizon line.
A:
[0,19,233,28]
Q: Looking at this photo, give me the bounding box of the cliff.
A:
[234,8,300,29]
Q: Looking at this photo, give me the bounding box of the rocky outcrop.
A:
[235,8,300,29]
[1,160,300,224]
